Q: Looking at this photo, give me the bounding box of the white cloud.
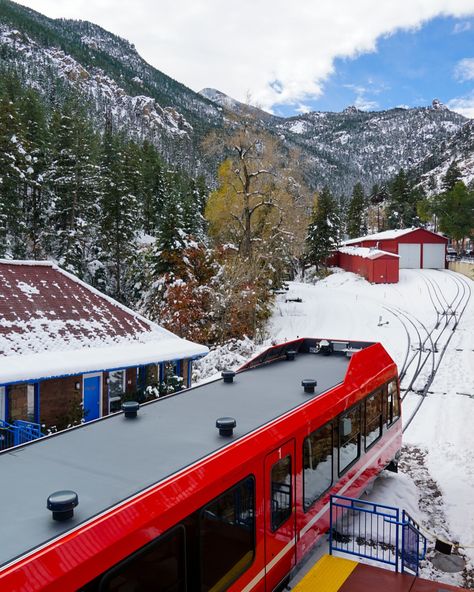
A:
[354,96,379,111]
[453,20,472,33]
[296,104,311,114]
[454,57,474,81]
[447,93,474,118]
[17,0,474,110]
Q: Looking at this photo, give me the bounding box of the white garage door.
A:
[423,243,445,269]
[398,243,421,268]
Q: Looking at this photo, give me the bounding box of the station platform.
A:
[291,554,469,592]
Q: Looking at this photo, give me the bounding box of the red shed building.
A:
[338,246,399,283]
[0,260,208,438]
[343,228,448,269]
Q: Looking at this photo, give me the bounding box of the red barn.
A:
[343,228,448,269]
[338,246,399,283]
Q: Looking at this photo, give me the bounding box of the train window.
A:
[338,405,361,474]
[270,455,292,531]
[303,423,333,511]
[386,380,400,425]
[200,476,255,592]
[80,526,186,592]
[365,389,383,450]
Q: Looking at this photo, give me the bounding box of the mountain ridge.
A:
[0,0,472,194]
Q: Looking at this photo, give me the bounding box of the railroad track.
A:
[384,270,471,434]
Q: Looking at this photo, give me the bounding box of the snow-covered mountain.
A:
[0,0,471,193]
[416,118,474,193]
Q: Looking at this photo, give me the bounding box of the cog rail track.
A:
[384,270,471,434]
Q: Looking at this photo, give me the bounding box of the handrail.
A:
[330,494,428,575]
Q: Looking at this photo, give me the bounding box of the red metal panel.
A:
[396,228,448,245]
[388,257,399,283]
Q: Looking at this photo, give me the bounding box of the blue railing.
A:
[0,419,44,451]
[329,494,427,575]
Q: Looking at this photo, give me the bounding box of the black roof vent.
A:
[221,370,236,384]
[286,350,297,361]
[122,401,139,419]
[47,490,78,521]
[319,340,333,355]
[301,379,317,394]
[216,417,236,437]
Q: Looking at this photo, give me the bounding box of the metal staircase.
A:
[329,494,427,575]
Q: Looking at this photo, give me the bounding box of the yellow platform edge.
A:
[292,554,358,592]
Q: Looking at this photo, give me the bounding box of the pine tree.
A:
[433,181,474,245]
[0,93,29,257]
[305,187,340,270]
[442,161,462,192]
[386,169,420,229]
[18,88,50,259]
[99,129,140,301]
[47,101,101,276]
[346,182,367,238]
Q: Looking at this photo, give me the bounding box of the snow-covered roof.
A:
[338,246,399,260]
[343,227,446,246]
[0,260,208,384]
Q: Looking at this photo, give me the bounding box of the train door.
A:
[264,439,296,590]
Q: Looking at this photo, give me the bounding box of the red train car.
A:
[0,338,402,592]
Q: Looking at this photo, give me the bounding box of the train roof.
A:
[0,338,390,569]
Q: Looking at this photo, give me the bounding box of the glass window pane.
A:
[200,477,255,592]
[365,390,382,449]
[386,380,400,425]
[271,456,292,531]
[98,527,186,592]
[303,423,333,511]
[108,370,125,398]
[339,406,361,474]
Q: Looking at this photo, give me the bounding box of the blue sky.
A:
[275,17,474,117]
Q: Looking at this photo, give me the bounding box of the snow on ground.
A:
[271,269,474,588]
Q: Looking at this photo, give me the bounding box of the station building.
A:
[0,260,208,434]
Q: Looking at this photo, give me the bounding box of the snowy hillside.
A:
[418,119,474,194]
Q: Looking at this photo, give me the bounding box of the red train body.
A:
[0,338,401,591]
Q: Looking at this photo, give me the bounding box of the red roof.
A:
[0,260,162,357]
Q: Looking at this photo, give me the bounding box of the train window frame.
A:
[338,403,362,476]
[199,474,256,592]
[270,455,293,532]
[364,389,383,451]
[94,524,187,592]
[303,422,333,512]
[385,379,400,427]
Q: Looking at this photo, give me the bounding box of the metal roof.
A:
[0,260,208,382]
[0,342,360,568]
[343,227,447,246]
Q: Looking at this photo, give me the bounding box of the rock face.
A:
[0,0,471,193]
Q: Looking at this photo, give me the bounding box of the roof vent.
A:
[122,401,139,419]
[221,370,236,384]
[216,417,236,437]
[286,350,297,361]
[47,490,78,521]
[319,339,333,355]
[301,379,317,394]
